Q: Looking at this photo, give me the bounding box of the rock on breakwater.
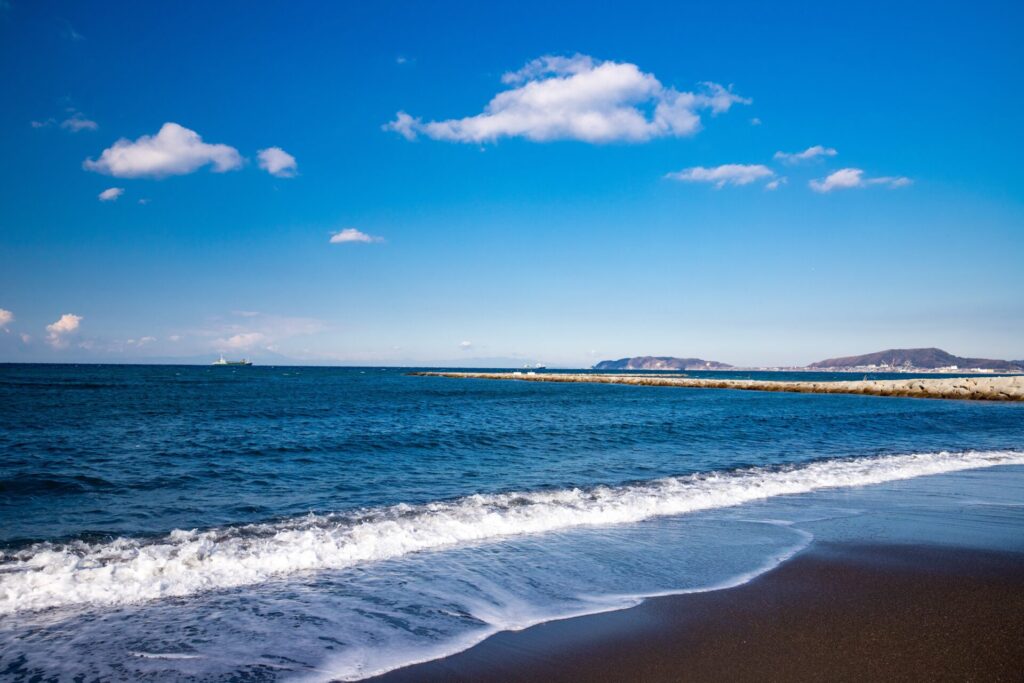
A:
[412,372,1024,401]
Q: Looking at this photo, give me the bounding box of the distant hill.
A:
[809,348,1022,371]
[593,356,733,371]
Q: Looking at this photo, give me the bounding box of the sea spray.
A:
[3,449,1022,615]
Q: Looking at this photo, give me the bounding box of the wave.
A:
[1,449,1021,615]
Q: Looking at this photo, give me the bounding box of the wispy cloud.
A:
[459,340,472,349]
[0,308,12,330]
[809,168,912,193]
[386,54,749,144]
[98,187,124,201]
[215,332,266,351]
[61,112,98,132]
[84,123,243,178]
[773,145,837,163]
[30,118,55,129]
[204,311,324,353]
[765,177,787,191]
[62,21,84,42]
[257,147,298,178]
[46,313,82,347]
[330,228,383,244]
[666,164,775,189]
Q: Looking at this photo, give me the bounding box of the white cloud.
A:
[257,147,297,177]
[83,122,243,178]
[169,334,182,342]
[215,332,266,351]
[330,228,383,244]
[202,311,324,355]
[0,308,12,329]
[125,336,156,347]
[459,340,472,349]
[773,145,837,164]
[385,54,749,144]
[20,333,31,344]
[666,164,774,189]
[750,117,762,126]
[809,168,912,193]
[31,118,55,129]
[46,313,82,347]
[765,177,787,191]
[871,176,913,188]
[387,112,419,141]
[61,113,98,132]
[98,187,124,201]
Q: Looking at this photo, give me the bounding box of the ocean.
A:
[2,365,1023,680]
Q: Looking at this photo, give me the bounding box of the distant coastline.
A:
[592,348,1023,375]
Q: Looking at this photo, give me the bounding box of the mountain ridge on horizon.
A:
[591,348,1023,372]
[592,356,734,371]
[808,347,1022,371]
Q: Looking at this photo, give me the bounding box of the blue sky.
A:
[1,0,1022,366]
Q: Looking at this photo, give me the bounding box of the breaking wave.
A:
[2,449,1021,615]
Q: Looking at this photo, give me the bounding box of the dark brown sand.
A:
[372,544,1024,682]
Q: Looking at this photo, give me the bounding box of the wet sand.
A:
[415,372,1024,401]
[372,543,1024,682]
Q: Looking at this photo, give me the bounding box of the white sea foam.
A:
[2,449,1021,615]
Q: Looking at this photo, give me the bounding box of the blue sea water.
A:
[1,364,1023,680]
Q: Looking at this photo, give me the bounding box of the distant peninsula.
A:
[593,356,733,371]
[808,348,1022,372]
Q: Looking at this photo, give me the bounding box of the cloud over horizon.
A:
[666,163,775,188]
[83,123,243,178]
[0,308,12,330]
[207,311,325,354]
[46,313,82,347]
[810,168,912,193]
[386,54,749,143]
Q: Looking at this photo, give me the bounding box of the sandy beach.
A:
[415,372,1024,401]
[373,543,1024,682]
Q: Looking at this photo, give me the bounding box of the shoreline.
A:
[413,371,1024,401]
[372,542,1024,682]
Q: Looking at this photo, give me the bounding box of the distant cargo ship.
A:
[212,355,252,366]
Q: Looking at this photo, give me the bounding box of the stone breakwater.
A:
[413,372,1024,401]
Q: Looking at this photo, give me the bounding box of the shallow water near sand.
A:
[2,365,1023,680]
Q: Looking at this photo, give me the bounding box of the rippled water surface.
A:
[1,364,1022,680]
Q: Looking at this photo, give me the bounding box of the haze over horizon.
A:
[2,1,1022,367]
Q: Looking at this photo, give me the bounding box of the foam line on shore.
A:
[2,450,1022,615]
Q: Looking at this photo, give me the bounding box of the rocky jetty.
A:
[414,372,1024,402]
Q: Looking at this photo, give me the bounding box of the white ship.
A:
[212,355,252,366]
